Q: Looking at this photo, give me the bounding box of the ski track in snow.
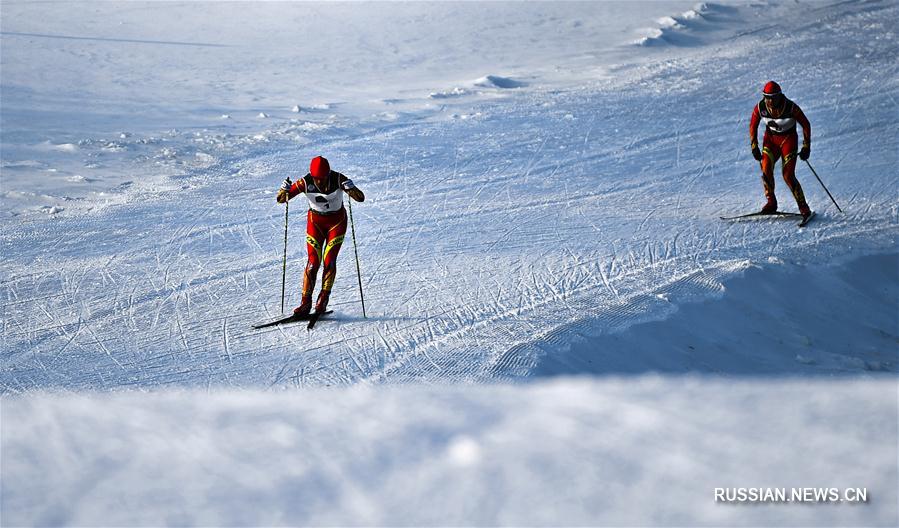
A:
[2,0,899,393]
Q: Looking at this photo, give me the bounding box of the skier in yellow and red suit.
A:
[277,156,365,316]
[750,80,813,219]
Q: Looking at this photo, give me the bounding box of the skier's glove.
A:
[799,145,810,161]
[276,178,291,203]
[751,145,762,161]
[347,188,365,202]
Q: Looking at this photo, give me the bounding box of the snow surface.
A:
[0,0,695,218]
[3,379,896,526]
[2,0,898,525]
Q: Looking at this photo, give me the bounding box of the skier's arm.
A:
[276,178,306,203]
[793,105,811,149]
[749,105,762,160]
[338,173,365,202]
[793,105,812,160]
[290,178,306,198]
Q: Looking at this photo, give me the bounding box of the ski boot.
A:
[315,290,330,314]
[293,296,312,317]
[760,198,778,214]
[798,203,813,223]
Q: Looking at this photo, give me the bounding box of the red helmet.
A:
[762,80,782,97]
[310,156,330,179]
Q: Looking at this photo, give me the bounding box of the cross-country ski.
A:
[719,211,804,221]
[306,310,330,330]
[252,310,333,330]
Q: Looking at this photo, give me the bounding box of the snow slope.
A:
[3,0,896,389]
[0,0,696,218]
[2,0,898,525]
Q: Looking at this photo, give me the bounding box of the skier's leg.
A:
[317,212,348,312]
[760,137,779,211]
[780,135,810,214]
[320,234,345,292]
[302,212,325,300]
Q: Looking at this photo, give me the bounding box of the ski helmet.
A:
[310,156,330,179]
[762,81,782,97]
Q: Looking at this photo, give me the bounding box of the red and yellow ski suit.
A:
[750,98,811,212]
[285,171,354,299]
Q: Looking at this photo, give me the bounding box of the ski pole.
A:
[280,179,291,313]
[803,159,843,213]
[347,197,367,318]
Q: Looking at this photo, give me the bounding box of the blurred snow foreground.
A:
[3,379,896,526]
[1,0,898,526]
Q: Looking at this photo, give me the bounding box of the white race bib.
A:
[762,115,796,133]
[305,189,343,213]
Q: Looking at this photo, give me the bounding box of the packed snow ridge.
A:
[636,2,738,46]
[430,75,526,99]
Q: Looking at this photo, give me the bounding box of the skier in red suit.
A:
[277,156,365,316]
[749,80,812,219]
